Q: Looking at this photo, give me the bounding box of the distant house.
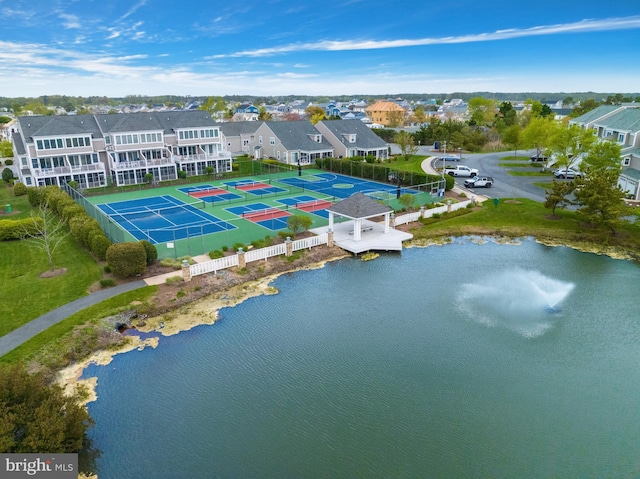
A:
[249,121,333,165]
[569,104,640,200]
[219,121,261,156]
[365,101,406,127]
[315,119,388,160]
[233,103,259,121]
[12,110,231,188]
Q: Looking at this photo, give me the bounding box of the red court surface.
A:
[189,188,228,198]
[295,199,334,212]
[235,183,270,191]
[243,209,291,222]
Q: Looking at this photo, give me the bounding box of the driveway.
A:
[391,145,549,203]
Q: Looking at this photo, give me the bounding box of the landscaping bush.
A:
[91,234,112,261]
[177,170,187,179]
[209,250,224,259]
[100,278,116,288]
[60,203,85,223]
[0,217,43,240]
[106,242,147,278]
[26,187,46,207]
[139,240,158,265]
[2,167,14,183]
[13,182,27,197]
[4,159,13,166]
[233,242,246,251]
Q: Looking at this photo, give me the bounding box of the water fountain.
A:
[456,269,575,337]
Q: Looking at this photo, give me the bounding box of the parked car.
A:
[530,153,548,162]
[464,176,493,188]
[553,168,583,179]
[446,165,478,177]
[436,155,462,162]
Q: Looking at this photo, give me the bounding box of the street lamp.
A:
[441,140,447,197]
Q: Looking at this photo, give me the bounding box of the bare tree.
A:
[22,202,69,271]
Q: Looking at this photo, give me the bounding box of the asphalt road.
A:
[395,145,550,203]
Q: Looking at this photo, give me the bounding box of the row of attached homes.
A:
[569,104,640,201]
[11,111,388,189]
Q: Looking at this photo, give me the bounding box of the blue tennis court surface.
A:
[178,185,242,203]
[98,195,236,244]
[277,173,418,200]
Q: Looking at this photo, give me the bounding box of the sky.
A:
[1,0,640,98]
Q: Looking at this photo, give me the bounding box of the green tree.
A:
[386,109,404,128]
[0,115,11,124]
[544,180,574,215]
[573,141,628,234]
[0,140,13,158]
[287,215,313,235]
[398,193,416,211]
[143,173,154,184]
[2,167,14,183]
[521,117,556,160]
[570,99,601,118]
[468,97,497,126]
[412,105,427,124]
[496,101,517,129]
[305,105,326,124]
[394,130,418,161]
[548,124,596,171]
[0,364,93,453]
[258,106,272,121]
[502,125,522,155]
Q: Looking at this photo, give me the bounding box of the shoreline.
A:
[56,254,348,406]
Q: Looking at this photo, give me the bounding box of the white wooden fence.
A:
[393,200,472,226]
[189,233,330,278]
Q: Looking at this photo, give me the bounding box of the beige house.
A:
[365,101,406,127]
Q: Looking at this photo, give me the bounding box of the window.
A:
[270,137,275,146]
[623,157,631,166]
[259,136,263,144]
[105,136,111,145]
[618,133,625,143]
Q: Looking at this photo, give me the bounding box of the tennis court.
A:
[178,184,242,203]
[278,173,420,201]
[97,195,236,244]
[276,195,334,219]
[224,179,286,195]
[226,202,292,231]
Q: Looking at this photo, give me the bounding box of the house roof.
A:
[96,110,216,134]
[621,167,640,181]
[12,132,26,155]
[327,192,392,219]
[18,114,104,141]
[593,107,640,132]
[317,119,387,149]
[262,121,333,152]
[570,105,621,125]
[218,121,261,137]
[365,100,405,112]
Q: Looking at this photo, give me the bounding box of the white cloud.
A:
[59,13,81,29]
[213,16,640,57]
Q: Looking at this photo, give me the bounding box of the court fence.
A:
[187,233,330,279]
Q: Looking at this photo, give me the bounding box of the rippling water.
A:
[84,239,640,478]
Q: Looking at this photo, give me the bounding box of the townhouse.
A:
[249,121,334,165]
[365,100,406,127]
[12,111,231,188]
[569,105,640,200]
[314,119,388,160]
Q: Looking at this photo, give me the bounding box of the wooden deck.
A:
[311,219,413,254]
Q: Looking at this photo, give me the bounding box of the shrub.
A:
[4,159,13,166]
[13,182,27,197]
[100,278,116,288]
[106,242,147,278]
[221,245,229,252]
[139,240,158,265]
[2,167,14,183]
[233,242,246,251]
[67,180,78,189]
[165,276,182,285]
[60,203,85,223]
[209,250,224,259]
[177,170,187,179]
[91,234,112,261]
[26,187,46,207]
[0,217,43,240]
[103,265,111,273]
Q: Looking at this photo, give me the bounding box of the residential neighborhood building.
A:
[314,119,388,160]
[249,121,334,165]
[569,104,640,200]
[11,110,232,188]
[219,121,261,156]
[365,101,406,127]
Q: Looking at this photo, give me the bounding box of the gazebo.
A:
[326,192,393,240]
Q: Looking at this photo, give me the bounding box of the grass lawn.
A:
[0,183,103,336]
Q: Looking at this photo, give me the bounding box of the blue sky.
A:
[1,0,639,98]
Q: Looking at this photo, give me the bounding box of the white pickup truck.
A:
[446,165,478,177]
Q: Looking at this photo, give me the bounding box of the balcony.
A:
[32,163,105,177]
[171,151,231,163]
[110,157,174,170]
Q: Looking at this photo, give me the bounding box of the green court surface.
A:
[82,169,435,259]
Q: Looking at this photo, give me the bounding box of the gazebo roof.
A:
[327,192,392,219]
